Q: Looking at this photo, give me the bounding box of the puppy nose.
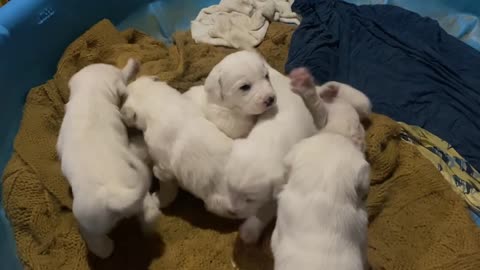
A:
[264,96,276,107]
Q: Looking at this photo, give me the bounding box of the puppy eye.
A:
[245,198,255,203]
[265,73,269,79]
[240,84,251,91]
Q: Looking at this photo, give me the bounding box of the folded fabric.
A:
[343,0,480,51]
[287,0,480,173]
[191,0,299,48]
[398,122,480,215]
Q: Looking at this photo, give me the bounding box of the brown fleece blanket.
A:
[3,19,480,270]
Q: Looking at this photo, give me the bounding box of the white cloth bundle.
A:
[191,0,299,49]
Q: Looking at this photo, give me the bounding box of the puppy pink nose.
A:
[264,96,276,107]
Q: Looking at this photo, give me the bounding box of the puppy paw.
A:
[239,217,264,244]
[289,67,316,96]
[140,193,162,233]
[88,236,114,259]
[319,84,339,103]
[143,193,162,220]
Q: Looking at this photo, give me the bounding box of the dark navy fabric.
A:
[286,0,480,171]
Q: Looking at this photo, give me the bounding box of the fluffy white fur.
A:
[271,67,370,270]
[291,68,370,152]
[121,76,236,217]
[212,66,372,243]
[272,133,370,270]
[216,66,318,242]
[126,129,162,226]
[316,80,372,121]
[183,50,276,139]
[57,59,160,259]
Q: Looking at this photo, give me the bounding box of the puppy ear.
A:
[122,58,140,82]
[204,65,223,102]
[120,104,137,128]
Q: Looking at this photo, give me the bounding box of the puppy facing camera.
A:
[202,50,277,138]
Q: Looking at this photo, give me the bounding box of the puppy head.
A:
[204,191,239,219]
[204,50,276,116]
[119,76,159,130]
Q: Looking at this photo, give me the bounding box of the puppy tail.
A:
[106,186,145,212]
[122,58,140,82]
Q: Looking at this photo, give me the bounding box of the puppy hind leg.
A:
[239,200,277,244]
[153,164,179,207]
[79,225,114,259]
[73,198,116,258]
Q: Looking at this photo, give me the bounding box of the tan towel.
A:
[3,19,480,270]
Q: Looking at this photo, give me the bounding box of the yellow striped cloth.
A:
[398,122,480,214]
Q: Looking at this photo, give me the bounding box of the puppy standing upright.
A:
[271,68,370,270]
[57,59,159,259]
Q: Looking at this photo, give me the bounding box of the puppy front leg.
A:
[139,192,162,233]
[289,67,330,130]
[153,165,179,208]
[239,200,277,244]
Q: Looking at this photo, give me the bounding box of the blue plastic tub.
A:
[0,0,220,267]
[1,0,480,268]
[0,1,151,268]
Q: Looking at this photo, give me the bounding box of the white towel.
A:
[191,0,299,49]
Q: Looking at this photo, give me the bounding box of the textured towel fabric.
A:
[1,19,293,270]
[2,19,480,270]
[191,0,299,48]
[286,0,480,172]
[398,122,480,215]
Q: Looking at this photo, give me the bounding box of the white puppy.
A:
[57,59,160,259]
[216,66,372,243]
[291,68,369,152]
[121,76,235,217]
[271,67,370,270]
[183,50,276,139]
[217,65,319,243]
